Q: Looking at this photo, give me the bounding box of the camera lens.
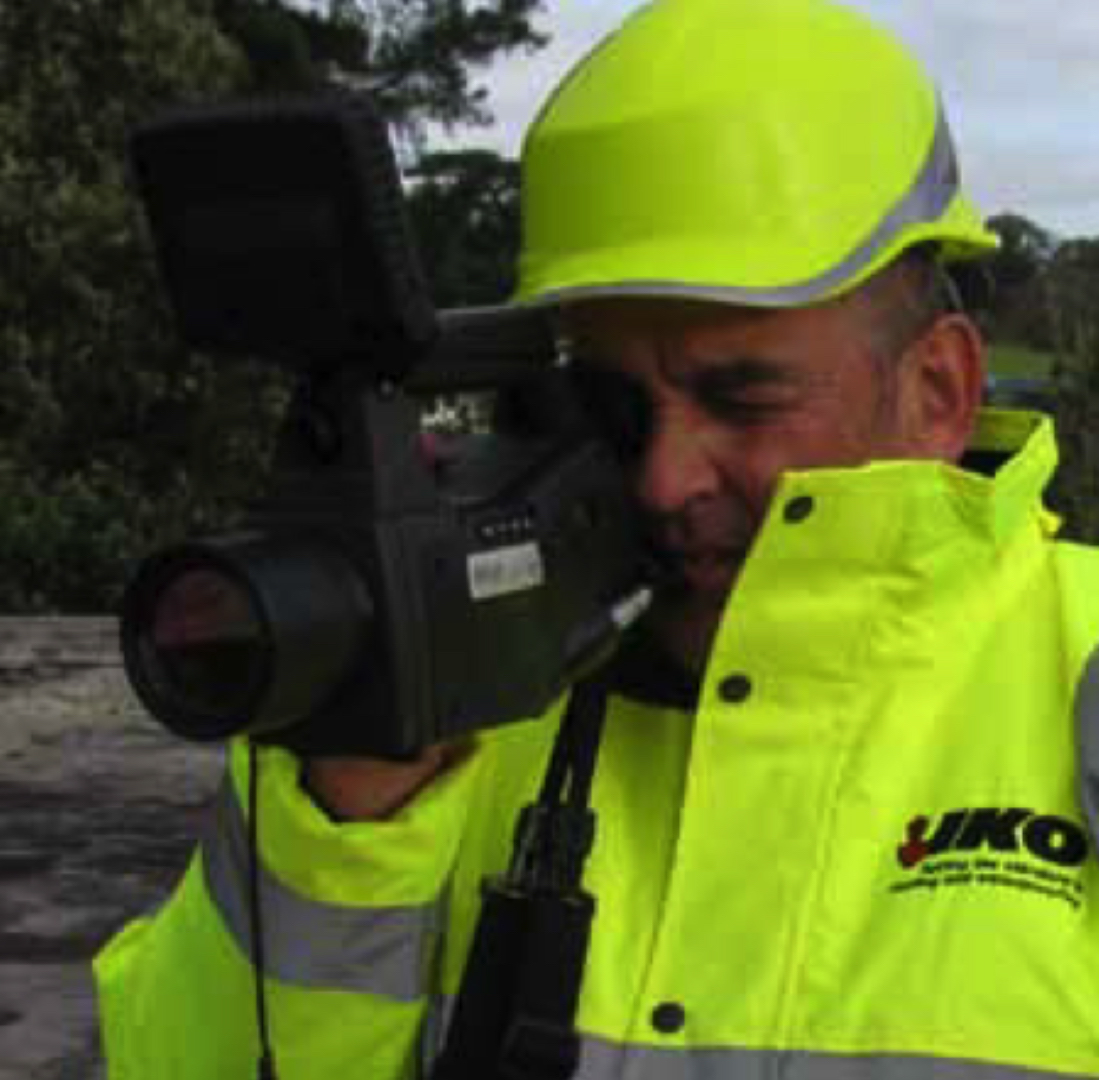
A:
[122,538,372,743]
[142,568,269,723]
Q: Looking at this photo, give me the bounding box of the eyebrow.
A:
[660,353,801,395]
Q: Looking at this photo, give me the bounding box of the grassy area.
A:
[987,342,1053,378]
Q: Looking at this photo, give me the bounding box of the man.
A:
[95,0,1099,1077]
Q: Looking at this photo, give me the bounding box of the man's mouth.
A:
[659,546,747,595]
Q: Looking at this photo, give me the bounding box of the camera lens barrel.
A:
[121,536,372,742]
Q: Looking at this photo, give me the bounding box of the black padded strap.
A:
[432,672,609,1080]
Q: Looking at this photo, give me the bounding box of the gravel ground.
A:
[0,620,224,1080]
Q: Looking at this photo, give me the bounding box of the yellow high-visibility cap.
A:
[516,0,997,308]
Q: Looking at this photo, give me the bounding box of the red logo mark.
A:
[897,816,931,868]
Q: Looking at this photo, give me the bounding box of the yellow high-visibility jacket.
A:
[96,410,1099,1079]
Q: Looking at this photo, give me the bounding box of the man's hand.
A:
[302,742,471,822]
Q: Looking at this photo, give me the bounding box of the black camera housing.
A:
[121,95,647,758]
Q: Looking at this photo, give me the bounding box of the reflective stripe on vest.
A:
[576,1041,1086,1080]
[422,994,1077,1079]
[201,777,437,1002]
[1075,642,1099,855]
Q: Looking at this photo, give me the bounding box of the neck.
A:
[646,594,723,675]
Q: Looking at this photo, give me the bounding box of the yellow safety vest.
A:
[96,409,1099,1078]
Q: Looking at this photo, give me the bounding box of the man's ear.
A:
[899,313,985,462]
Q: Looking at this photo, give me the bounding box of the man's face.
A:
[565,296,930,667]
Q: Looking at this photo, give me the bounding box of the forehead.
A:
[560,295,877,377]
[563,296,765,336]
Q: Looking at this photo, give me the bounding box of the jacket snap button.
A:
[784,494,815,523]
[651,1001,686,1034]
[718,673,752,703]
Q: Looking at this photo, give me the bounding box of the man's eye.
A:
[700,394,784,424]
[570,366,652,459]
[688,365,795,426]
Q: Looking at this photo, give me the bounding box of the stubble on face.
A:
[642,495,754,672]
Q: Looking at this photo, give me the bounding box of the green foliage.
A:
[986,213,1056,289]
[983,214,1057,350]
[345,0,548,141]
[986,344,1052,378]
[0,459,186,613]
[212,0,320,91]
[212,0,547,142]
[1038,239,1099,542]
[0,0,263,611]
[1047,334,1099,544]
[979,215,1099,542]
[406,149,521,305]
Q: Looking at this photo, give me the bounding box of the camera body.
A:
[120,95,648,758]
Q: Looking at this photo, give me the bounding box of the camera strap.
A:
[430,672,609,1080]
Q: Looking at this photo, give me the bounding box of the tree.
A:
[1048,238,1099,341]
[215,0,546,143]
[0,0,262,609]
[1043,237,1099,542]
[982,213,1057,349]
[986,213,1056,289]
[406,149,522,306]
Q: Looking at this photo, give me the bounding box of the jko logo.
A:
[897,808,1088,870]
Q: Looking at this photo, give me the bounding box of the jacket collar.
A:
[613,409,1058,707]
[744,407,1057,583]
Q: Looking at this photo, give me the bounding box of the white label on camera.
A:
[468,542,545,600]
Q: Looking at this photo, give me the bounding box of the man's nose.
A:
[634,407,722,514]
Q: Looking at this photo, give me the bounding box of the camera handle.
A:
[429,673,609,1080]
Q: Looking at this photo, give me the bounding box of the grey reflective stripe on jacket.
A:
[200,777,438,1002]
[422,996,1082,1080]
[1075,643,1099,854]
[525,100,960,311]
[574,1042,1093,1080]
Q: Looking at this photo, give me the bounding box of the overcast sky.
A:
[438,0,1099,239]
